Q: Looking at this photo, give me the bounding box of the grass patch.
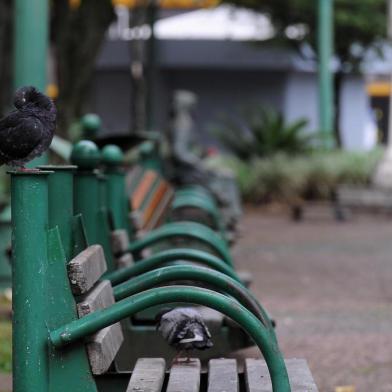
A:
[0,321,11,373]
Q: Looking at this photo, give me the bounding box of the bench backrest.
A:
[68,244,124,374]
[126,166,174,232]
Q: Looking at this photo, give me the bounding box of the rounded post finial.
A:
[101,145,124,167]
[70,140,100,170]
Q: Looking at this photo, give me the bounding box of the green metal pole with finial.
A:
[71,140,115,271]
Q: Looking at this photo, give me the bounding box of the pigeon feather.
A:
[157,307,213,351]
[0,86,56,167]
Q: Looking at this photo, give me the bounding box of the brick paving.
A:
[231,206,392,392]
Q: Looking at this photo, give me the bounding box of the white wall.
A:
[283,72,319,134]
[340,75,377,151]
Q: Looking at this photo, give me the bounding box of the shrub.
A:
[213,105,315,160]
[213,149,383,204]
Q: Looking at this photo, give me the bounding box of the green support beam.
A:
[318,0,335,148]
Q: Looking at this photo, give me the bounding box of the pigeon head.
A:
[14,86,53,111]
[155,307,174,326]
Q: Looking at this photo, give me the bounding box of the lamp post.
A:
[318,0,335,148]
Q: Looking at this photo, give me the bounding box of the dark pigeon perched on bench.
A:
[156,307,213,361]
[0,86,56,167]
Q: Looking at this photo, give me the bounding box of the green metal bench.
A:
[65,142,257,364]
[10,168,301,392]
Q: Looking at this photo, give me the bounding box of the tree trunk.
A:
[52,0,115,138]
[333,70,343,148]
[0,0,13,117]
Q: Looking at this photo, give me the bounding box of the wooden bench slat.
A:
[167,359,200,392]
[111,229,130,255]
[67,245,107,294]
[125,166,144,194]
[127,358,166,392]
[87,322,124,375]
[142,182,170,229]
[245,359,318,392]
[145,187,174,230]
[132,171,158,210]
[76,279,124,375]
[208,359,239,392]
[116,253,134,268]
[77,280,115,317]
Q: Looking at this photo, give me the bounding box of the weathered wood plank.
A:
[126,358,166,392]
[142,181,169,229]
[116,253,134,268]
[77,280,114,317]
[145,187,174,230]
[67,245,107,295]
[167,359,200,392]
[111,229,130,255]
[87,322,124,375]
[208,359,238,392]
[132,171,158,210]
[245,358,318,392]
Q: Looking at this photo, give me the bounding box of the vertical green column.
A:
[318,0,335,148]
[71,141,101,245]
[101,145,130,231]
[14,0,48,90]
[11,170,52,392]
[39,166,77,262]
[14,0,49,165]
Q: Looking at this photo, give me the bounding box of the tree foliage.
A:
[223,0,386,69]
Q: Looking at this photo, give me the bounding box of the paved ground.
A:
[231,206,392,392]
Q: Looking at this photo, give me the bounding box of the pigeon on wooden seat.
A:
[156,307,213,361]
[0,86,56,167]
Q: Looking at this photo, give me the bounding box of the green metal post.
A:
[71,141,115,270]
[11,170,52,392]
[39,166,76,262]
[14,0,49,165]
[71,141,101,245]
[101,145,130,232]
[98,173,109,210]
[318,0,335,148]
[50,286,291,392]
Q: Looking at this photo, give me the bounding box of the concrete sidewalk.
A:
[232,206,392,392]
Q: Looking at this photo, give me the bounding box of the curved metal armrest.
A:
[127,222,233,267]
[106,248,239,285]
[49,286,290,392]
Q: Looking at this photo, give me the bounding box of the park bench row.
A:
[10,140,317,391]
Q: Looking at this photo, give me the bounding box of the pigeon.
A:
[156,307,213,361]
[0,86,56,167]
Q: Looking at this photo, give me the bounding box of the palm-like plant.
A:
[214,105,314,161]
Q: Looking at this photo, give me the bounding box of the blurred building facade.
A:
[88,5,374,150]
